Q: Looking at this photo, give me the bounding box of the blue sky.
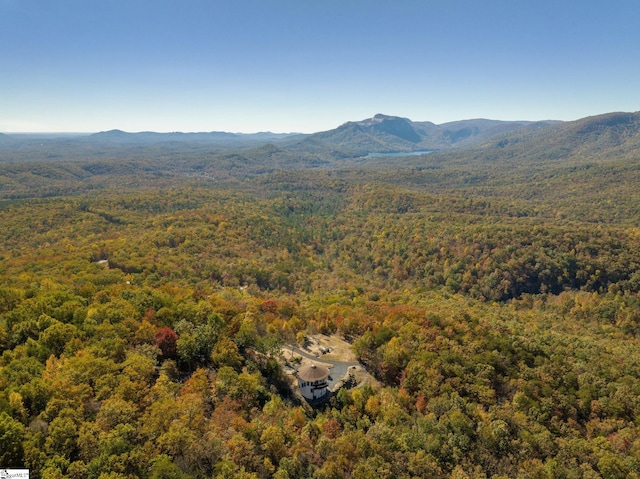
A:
[1,0,639,133]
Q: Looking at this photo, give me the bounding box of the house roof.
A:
[297,363,330,382]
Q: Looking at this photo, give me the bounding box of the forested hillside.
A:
[1,112,640,478]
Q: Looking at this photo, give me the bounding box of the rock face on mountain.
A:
[352,114,423,143]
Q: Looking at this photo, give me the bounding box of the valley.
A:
[1,111,640,478]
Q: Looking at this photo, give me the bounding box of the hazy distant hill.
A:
[0,129,304,163]
[0,132,14,143]
[432,118,558,145]
[87,129,302,146]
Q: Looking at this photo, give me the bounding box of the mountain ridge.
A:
[473,111,640,163]
[0,115,551,151]
[285,114,557,155]
[2,111,639,166]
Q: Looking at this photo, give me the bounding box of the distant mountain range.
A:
[2,111,640,200]
[286,114,559,155]
[1,112,639,165]
[0,115,553,154]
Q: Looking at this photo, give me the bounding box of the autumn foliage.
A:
[154,327,178,359]
[1,158,640,478]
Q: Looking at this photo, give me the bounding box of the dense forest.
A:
[2,114,640,478]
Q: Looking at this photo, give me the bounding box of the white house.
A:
[297,363,330,401]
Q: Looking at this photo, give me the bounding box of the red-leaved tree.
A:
[154,327,178,359]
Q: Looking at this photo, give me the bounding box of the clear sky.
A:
[2,0,640,133]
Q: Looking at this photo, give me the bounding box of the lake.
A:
[364,150,432,158]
